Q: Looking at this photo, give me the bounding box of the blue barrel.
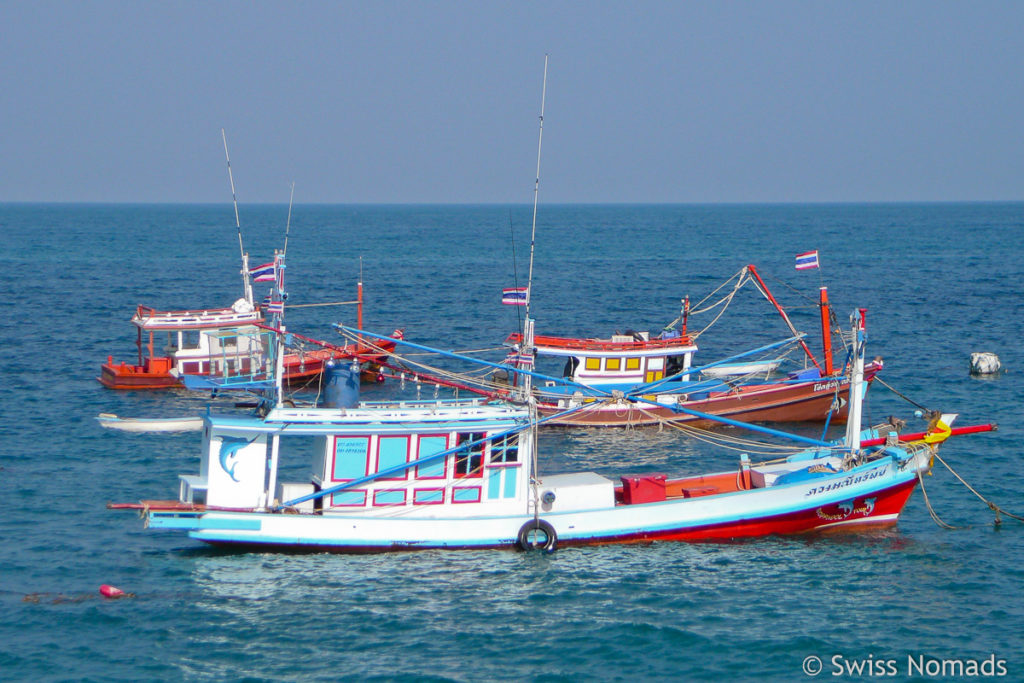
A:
[321,361,360,408]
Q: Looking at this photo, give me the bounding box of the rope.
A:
[873,376,932,413]
[932,450,1024,524]
[916,468,960,530]
[629,404,810,457]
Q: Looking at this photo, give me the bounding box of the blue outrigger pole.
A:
[335,325,833,449]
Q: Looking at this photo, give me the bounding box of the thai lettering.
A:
[805,465,888,497]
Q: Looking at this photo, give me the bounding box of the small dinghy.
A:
[96,413,204,433]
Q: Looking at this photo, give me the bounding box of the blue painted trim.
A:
[148,513,202,530]
[197,517,263,531]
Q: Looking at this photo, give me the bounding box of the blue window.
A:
[332,436,370,481]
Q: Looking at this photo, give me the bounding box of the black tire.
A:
[516,519,557,552]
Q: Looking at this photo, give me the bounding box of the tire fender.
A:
[516,519,557,552]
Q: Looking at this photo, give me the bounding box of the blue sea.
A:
[2,203,1022,681]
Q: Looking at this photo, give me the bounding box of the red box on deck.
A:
[620,474,667,504]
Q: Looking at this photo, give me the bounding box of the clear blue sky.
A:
[2,1,1023,204]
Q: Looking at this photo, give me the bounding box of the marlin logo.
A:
[218,436,259,482]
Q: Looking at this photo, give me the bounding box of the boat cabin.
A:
[132,301,265,376]
[507,330,698,386]
[179,400,543,517]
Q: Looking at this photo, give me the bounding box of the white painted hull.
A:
[96,414,204,433]
[148,450,928,550]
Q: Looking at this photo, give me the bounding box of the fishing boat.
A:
[107,63,991,551]
[97,278,390,391]
[494,63,872,428]
[99,133,394,391]
[503,265,881,427]
[107,309,992,551]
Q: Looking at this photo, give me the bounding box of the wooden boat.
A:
[108,310,993,551]
[503,265,878,427]
[98,260,393,391]
[96,413,204,433]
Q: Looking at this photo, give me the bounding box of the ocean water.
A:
[1,202,1022,681]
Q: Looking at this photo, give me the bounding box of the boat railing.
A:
[506,332,696,353]
[133,304,264,330]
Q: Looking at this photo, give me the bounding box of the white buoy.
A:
[969,352,1001,375]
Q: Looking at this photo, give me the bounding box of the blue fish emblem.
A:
[219,436,259,482]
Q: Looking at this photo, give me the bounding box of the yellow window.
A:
[585,357,601,371]
[606,358,621,371]
[645,371,664,383]
[625,357,641,370]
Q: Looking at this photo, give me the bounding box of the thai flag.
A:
[251,262,276,282]
[502,287,528,306]
[795,251,820,270]
[266,300,284,314]
[505,349,534,368]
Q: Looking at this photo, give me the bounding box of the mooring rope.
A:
[916,468,960,529]
[932,450,1024,525]
[873,376,932,413]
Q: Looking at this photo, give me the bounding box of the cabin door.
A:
[644,357,665,383]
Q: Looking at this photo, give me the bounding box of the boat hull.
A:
[98,346,391,390]
[539,370,876,428]
[142,455,921,552]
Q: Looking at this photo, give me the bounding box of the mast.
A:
[819,287,834,375]
[283,181,295,257]
[524,54,548,322]
[747,264,822,373]
[222,129,254,306]
[358,257,364,333]
[844,308,868,453]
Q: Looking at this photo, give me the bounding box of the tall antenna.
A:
[525,54,548,322]
[284,181,295,257]
[222,129,253,305]
[222,129,244,261]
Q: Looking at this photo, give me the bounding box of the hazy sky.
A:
[3,2,1023,204]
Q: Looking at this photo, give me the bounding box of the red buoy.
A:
[99,584,125,598]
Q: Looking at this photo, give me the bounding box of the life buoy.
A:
[516,519,557,552]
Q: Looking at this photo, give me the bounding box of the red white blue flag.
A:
[266,300,284,314]
[506,349,534,368]
[795,251,820,270]
[502,287,528,306]
[251,262,276,282]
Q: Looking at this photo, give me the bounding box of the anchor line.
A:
[932,450,1024,524]
[916,469,960,530]
[873,376,932,413]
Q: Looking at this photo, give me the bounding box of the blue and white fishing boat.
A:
[109,309,991,551]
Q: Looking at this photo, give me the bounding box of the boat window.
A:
[490,434,519,464]
[454,432,486,478]
[376,435,410,480]
[415,435,448,479]
[181,330,201,350]
[331,436,371,481]
[585,357,601,371]
[625,357,641,370]
[666,355,688,376]
[606,358,621,371]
